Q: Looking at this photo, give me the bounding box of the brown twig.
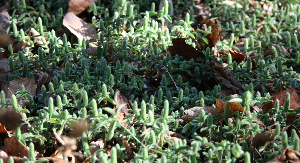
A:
[156,59,179,92]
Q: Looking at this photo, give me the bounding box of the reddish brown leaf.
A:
[168,38,204,61]
[243,132,275,148]
[3,137,29,158]
[215,98,246,114]
[205,18,222,48]
[67,0,97,16]
[262,87,300,114]
[228,49,245,64]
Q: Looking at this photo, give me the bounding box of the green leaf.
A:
[102,107,116,116]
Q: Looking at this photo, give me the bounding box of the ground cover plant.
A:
[0,0,300,162]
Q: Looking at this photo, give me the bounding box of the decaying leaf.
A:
[114,89,133,127]
[90,139,104,155]
[3,137,30,158]
[67,0,97,16]
[263,44,288,57]
[35,69,53,89]
[215,98,246,114]
[2,77,37,99]
[182,106,220,122]
[70,120,89,138]
[0,6,10,32]
[262,87,300,114]
[123,140,134,160]
[168,38,204,61]
[13,41,31,53]
[267,149,300,163]
[205,18,222,48]
[0,58,9,73]
[0,33,12,49]
[228,49,246,63]
[210,59,245,96]
[29,28,48,49]
[243,131,275,148]
[0,107,23,130]
[63,12,99,44]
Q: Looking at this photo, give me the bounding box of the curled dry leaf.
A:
[182,106,219,122]
[210,59,245,96]
[267,149,300,163]
[13,41,31,53]
[168,38,204,61]
[2,77,37,99]
[205,18,222,48]
[0,107,23,130]
[67,0,97,16]
[242,131,275,148]
[63,12,99,45]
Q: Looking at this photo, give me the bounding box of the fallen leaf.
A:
[261,87,300,115]
[182,106,220,122]
[67,0,97,16]
[168,38,204,61]
[123,140,134,160]
[0,150,9,163]
[0,6,10,32]
[13,41,31,53]
[70,120,89,138]
[29,28,48,49]
[35,69,53,89]
[243,132,275,148]
[267,149,300,163]
[114,89,133,127]
[215,98,246,114]
[90,139,104,155]
[228,49,246,64]
[210,59,245,96]
[0,33,12,49]
[3,137,30,158]
[205,18,222,48]
[63,12,99,43]
[0,58,9,73]
[2,77,37,99]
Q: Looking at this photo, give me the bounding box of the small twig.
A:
[156,59,179,92]
[52,129,66,146]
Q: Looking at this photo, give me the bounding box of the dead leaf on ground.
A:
[0,150,9,163]
[0,6,10,32]
[3,136,30,158]
[216,98,246,114]
[0,123,8,134]
[210,59,245,96]
[53,129,77,159]
[0,33,12,49]
[263,44,288,57]
[123,140,135,161]
[205,18,222,48]
[2,77,37,99]
[281,125,300,138]
[228,49,246,63]
[63,12,99,45]
[0,58,9,73]
[29,28,48,49]
[261,87,300,117]
[182,106,219,122]
[0,107,23,130]
[90,138,104,155]
[168,38,204,61]
[267,149,300,163]
[114,89,133,127]
[168,131,191,144]
[67,0,97,16]
[13,41,31,53]
[243,131,275,148]
[35,69,53,89]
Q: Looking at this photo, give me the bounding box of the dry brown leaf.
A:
[261,87,300,116]
[123,140,134,160]
[2,77,37,99]
[70,120,89,138]
[182,106,219,122]
[29,28,48,49]
[267,149,300,163]
[90,139,104,155]
[210,59,245,96]
[0,6,10,32]
[114,89,133,127]
[0,33,12,49]
[205,18,222,48]
[63,12,99,43]
[243,131,275,148]
[13,41,31,53]
[0,108,23,130]
[168,38,204,61]
[3,137,30,158]
[35,69,53,89]
[215,98,246,114]
[0,150,9,163]
[168,131,191,144]
[67,0,97,16]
